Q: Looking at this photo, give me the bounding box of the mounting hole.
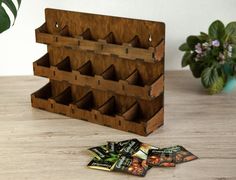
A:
[148,34,152,42]
[55,22,59,28]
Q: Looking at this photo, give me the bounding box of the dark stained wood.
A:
[31,8,165,136]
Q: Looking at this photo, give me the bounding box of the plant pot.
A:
[223,76,236,93]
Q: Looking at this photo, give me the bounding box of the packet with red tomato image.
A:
[114,155,149,177]
[147,148,176,167]
[166,145,198,164]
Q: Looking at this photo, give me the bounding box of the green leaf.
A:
[231,36,236,44]
[181,51,191,67]
[200,32,209,37]
[225,21,236,37]
[179,43,191,51]
[208,20,225,40]
[17,0,21,7]
[0,6,10,33]
[190,61,205,78]
[201,67,219,88]
[208,76,225,95]
[2,0,17,19]
[0,0,21,33]
[187,36,200,50]
[211,47,220,56]
[198,32,209,41]
[231,44,236,58]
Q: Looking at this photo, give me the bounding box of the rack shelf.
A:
[31,81,164,136]
[33,52,164,100]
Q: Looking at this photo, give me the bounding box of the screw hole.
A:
[148,34,152,42]
[55,22,59,28]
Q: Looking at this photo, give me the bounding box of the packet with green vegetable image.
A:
[87,155,118,171]
[88,145,109,160]
[166,145,198,164]
[114,155,149,177]
[147,148,176,167]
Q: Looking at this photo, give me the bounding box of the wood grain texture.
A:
[0,71,236,180]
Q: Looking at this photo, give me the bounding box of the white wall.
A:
[0,0,235,75]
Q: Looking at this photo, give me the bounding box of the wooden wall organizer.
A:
[31,8,165,136]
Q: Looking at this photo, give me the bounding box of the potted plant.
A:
[0,0,21,33]
[179,20,236,94]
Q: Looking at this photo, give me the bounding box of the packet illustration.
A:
[167,145,198,164]
[88,145,109,160]
[114,155,149,177]
[109,139,158,160]
[147,148,176,167]
[87,157,117,171]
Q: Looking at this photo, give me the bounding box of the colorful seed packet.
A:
[114,155,149,177]
[108,139,158,160]
[166,145,198,164]
[87,156,118,171]
[147,148,176,167]
[88,145,109,160]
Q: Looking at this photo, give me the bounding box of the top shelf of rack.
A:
[36,8,165,63]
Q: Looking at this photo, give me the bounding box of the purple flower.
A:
[212,40,220,47]
[195,43,202,54]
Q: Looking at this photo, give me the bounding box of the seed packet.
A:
[118,139,158,160]
[164,145,198,164]
[108,139,158,160]
[114,155,149,177]
[87,156,118,171]
[118,139,141,156]
[147,148,176,167]
[132,142,158,160]
[88,145,109,160]
[107,139,136,154]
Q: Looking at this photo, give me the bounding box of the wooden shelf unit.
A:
[31,8,165,136]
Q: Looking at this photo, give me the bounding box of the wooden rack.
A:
[31,8,165,136]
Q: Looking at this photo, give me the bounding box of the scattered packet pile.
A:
[87,139,198,177]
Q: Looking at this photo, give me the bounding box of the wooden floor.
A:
[0,71,235,180]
